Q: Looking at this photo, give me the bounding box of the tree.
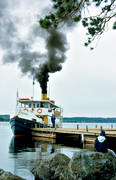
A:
[39,0,116,49]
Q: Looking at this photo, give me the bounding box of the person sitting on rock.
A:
[94,130,116,157]
[94,130,108,153]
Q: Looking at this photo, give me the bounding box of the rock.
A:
[66,150,116,180]
[31,151,116,180]
[111,176,116,180]
[31,153,70,180]
[0,168,26,180]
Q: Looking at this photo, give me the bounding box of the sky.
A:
[0,0,116,117]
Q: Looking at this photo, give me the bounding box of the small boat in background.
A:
[10,93,63,136]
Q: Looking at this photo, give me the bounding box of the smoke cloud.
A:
[0,0,68,94]
[35,29,67,93]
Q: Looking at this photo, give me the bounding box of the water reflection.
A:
[9,136,57,156]
[8,136,95,180]
[9,136,34,153]
[9,136,57,180]
[9,136,94,157]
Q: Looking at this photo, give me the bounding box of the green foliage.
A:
[73,15,81,22]
[102,5,111,11]
[90,47,94,50]
[39,19,52,29]
[39,0,116,48]
[65,4,72,13]
[82,18,88,27]
[53,4,58,9]
[113,21,116,29]
[50,14,55,21]
[56,6,65,16]
[86,17,103,37]
[84,42,88,47]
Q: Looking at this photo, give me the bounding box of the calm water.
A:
[1,122,116,180]
[62,122,116,129]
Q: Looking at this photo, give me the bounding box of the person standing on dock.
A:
[94,130,116,157]
[51,114,56,128]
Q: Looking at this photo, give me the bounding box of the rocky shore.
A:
[1,150,116,180]
[31,151,116,180]
[0,169,25,180]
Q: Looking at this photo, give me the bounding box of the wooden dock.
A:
[31,126,116,146]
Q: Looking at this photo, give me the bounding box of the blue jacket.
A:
[94,136,108,153]
[51,115,56,122]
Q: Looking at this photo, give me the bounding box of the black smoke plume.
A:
[0,1,68,95]
[35,29,67,94]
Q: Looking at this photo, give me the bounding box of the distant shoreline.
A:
[63,117,116,123]
[1,115,116,123]
[0,115,10,122]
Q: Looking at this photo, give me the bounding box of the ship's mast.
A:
[15,88,19,114]
[48,81,50,99]
[32,78,35,100]
[32,68,35,100]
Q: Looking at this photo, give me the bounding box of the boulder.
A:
[111,176,116,180]
[31,153,70,180]
[62,150,116,180]
[0,168,26,180]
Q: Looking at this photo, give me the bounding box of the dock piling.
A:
[111,124,113,128]
[86,125,88,132]
[100,126,102,131]
[81,134,84,143]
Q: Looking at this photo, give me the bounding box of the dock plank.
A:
[31,127,116,137]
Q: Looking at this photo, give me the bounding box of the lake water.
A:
[62,122,116,128]
[1,121,116,180]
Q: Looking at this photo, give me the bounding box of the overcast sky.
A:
[0,0,116,117]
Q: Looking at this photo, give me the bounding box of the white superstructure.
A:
[16,98,63,128]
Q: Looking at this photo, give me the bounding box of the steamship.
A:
[10,93,63,136]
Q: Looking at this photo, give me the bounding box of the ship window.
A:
[44,103,48,108]
[40,102,44,108]
[37,103,40,108]
[33,104,35,108]
[29,103,31,108]
[50,104,53,108]
[21,103,25,107]
[48,104,50,108]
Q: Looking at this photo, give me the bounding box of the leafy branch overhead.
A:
[39,0,116,49]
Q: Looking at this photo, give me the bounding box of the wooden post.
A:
[95,125,97,128]
[86,125,88,132]
[111,124,113,128]
[81,134,84,143]
[100,126,102,131]
[77,124,79,130]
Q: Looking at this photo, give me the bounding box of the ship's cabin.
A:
[17,98,62,116]
[18,99,58,109]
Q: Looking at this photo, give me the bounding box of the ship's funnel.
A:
[41,93,47,100]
